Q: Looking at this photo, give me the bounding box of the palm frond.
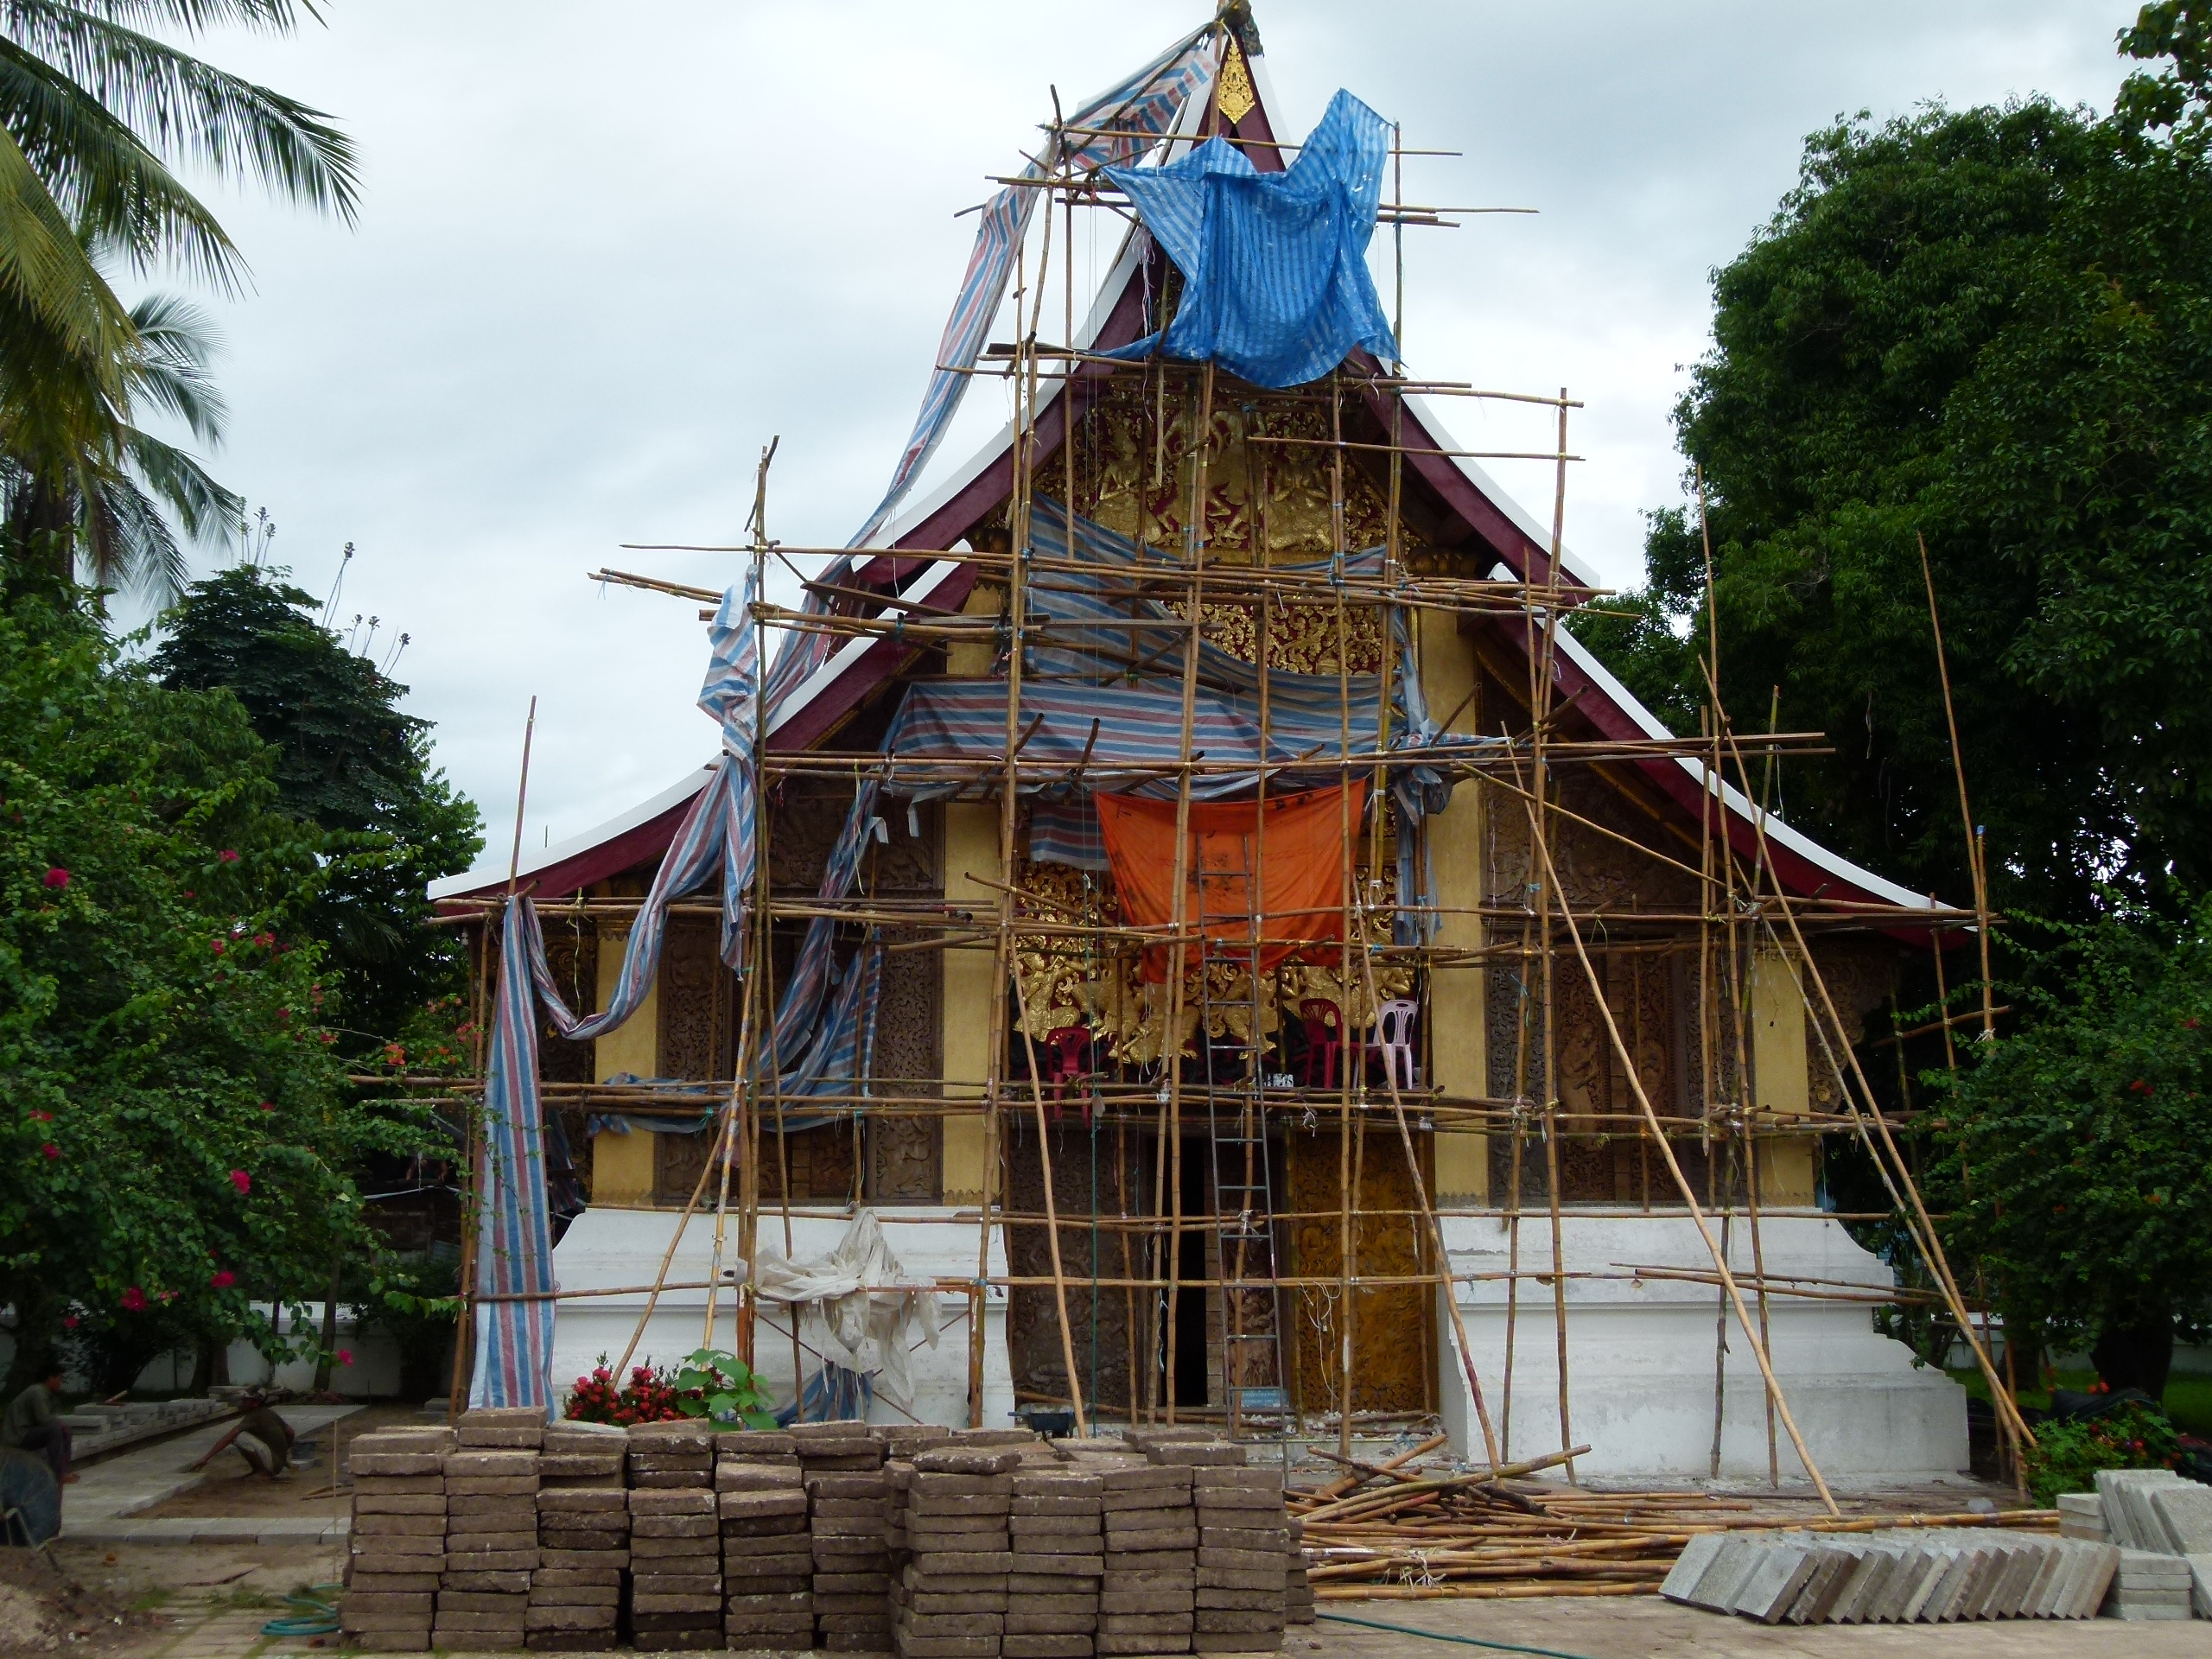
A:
[124,289,222,442]
[121,416,235,541]
[0,3,357,226]
[79,463,187,600]
[0,118,130,372]
[29,2,315,35]
[0,39,245,287]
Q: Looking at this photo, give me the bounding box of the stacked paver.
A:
[895,1442,1020,1658]
[1662,1527,2120,1624]
[796,1424,896,1652]
[1095,1447,1196,1656]
[626,1421,721,1649]
[437,1410,545,1650]
[1281,1516,1313,1628]
[1006,1464,1104,1659]
[718,1429,814,1650]
[1188,1459,1286,1653]
[340,1426,451,1651]
[533,1420,628,1650]
[2090,1469,2212,1618]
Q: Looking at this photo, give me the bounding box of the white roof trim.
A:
[429,763,716,900]
[1548,620,1935,912]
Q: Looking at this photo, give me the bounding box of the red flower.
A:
[29,1109,51,1122]
[210,1270,235,1289]
[41,1141,59,1160]
[228,1169,251,1195]
[210,938,225,955]
[2130,1079,2153,1095]
[260,1101,275,1112]
[338,1349,354,1366]
[276,1007,290,1021]
[61,1315,78,1330]
[42,868,67,889]
[120,1287,147,1312]
[181,890,194,899]
[218,849,238,863]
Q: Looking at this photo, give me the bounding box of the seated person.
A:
[2,1369,76,1485]
[211,1391,297,1478]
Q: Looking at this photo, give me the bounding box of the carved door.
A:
[1284,1123,1433,1418]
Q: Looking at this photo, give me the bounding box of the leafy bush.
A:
[2022,1401,2179,1506]
[563,1347,777,1429]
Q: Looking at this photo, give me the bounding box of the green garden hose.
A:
[1315,1611,1601,1659]
[260,1584,342,1638]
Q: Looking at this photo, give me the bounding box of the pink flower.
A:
[337,1350,354,1367]
[120,1287,147,1313]
[260,1101,276,1112]
[218,849,238,863]
[210,938,225,955]
[42,868,67,889]
[228,1169,251,1195]
[41,1142,59,1160]
[210,1270,235,1289]
[61,1315,78,1330]
[29,1109,51,1122]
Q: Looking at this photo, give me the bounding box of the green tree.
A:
[0,1,357,597]
[150,562,482,1056]
[1929,895,2212,1398]
[0,572,433,1397]
[1576,11,2212,926]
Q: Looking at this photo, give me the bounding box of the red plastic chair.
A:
[1043,1026,1092,1122]
[1298,999,1343,1090]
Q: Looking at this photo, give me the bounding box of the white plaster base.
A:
[546,1206,1014,1430]
[1434,1212,1967,1481]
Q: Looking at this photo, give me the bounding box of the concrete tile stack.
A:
[340,1426,451,1652]
[1095,1452,1196,1656]
[1282,1516,1313,1627]
[1660,1526,2119,1624]
[2107,1550,2195,1620]
[797,1423,896,1651]
[437,1410,545,1651]
[1187,1460,1286,1655]
[2058,1492,2110,1541]
[1005,1466,1103,1659]
[716,1430,815,1652]
[894,1442,1021,1659]
[531,1421,628,1651]
[625,1421,721,1650]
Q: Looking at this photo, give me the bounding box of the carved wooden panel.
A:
[1284,1125,1431,1416]
[867,943,943,1203]
[1003,1121,1147,1414]
[650,1122,860,1209]
[658,919,729,1083]
[536,920,597,1084]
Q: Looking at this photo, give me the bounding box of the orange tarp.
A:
[1093,783,1365,982]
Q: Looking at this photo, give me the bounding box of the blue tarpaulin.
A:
[1105,88,1397,387]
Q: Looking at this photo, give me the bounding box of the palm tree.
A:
[0,1,358,598]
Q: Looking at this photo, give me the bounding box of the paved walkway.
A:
[63,1403,364,1544]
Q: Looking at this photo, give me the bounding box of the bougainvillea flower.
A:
[261,1100,276,1112]
[338,1350,354,1366]
[218,849,238,863]
[228,1169,251,1194]
[210,938,226,955]
[43,868,67,888]
[61,1315,78,1330]
[210,1269,235,1288]
[41,1141,59,1160]
[120,1287,147,1312]
[29,1109,51,1122]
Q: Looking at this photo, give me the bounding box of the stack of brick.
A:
[531,1421,628,1651]
[1006,1465,1103,1659]
[438,1410,545,1651]
[626,1421,721,1649]
[1095,1452,1195,1657]
[340,1426,451,1651]
[797,1432,894,1652]
[717,1430,814,1651]
[1187,1459,1286,1655]
[1281,1517,1313,1627]
[895,1443,1022,1659]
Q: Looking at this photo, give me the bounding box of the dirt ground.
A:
[128,1405,422,1522]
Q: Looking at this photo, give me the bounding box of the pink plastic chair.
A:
[1371,999,1420,1089]
[1298,1000,1343,1090]
[1043,1026,1092,1122]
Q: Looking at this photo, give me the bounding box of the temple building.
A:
[435,8,1974,1480]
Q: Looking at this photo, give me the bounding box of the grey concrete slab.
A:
[1660,1533,1726,1605]
[2068,1543,2122,1619]
[1827,1545,1897,1624]
[2017,1540,2066,1618]
[1873,1541,1938,1624]
[1780,1545,1854,1624]
[1732,1543,1818,1624]
[2185,1554,2212,1619]
[1898,1545,1964,1623]
[2148,1484,2212,1554]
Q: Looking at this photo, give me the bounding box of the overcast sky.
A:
[147,0,2143,879]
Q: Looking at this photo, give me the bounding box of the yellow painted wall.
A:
[1750,944,1815,1205]
[1420,608,1487,1205]
[589,924,658,1207]
[940,579,1007,1207]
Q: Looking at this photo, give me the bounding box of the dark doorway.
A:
[1173,1146,1209,1408]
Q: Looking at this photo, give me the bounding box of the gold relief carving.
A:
[1287,1127,1430,1415]
[1216,36,1257,125]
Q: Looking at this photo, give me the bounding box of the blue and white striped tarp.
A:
[1028,797,1108,870]
[1103,88,1398,388]
[844,24,1219,552]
